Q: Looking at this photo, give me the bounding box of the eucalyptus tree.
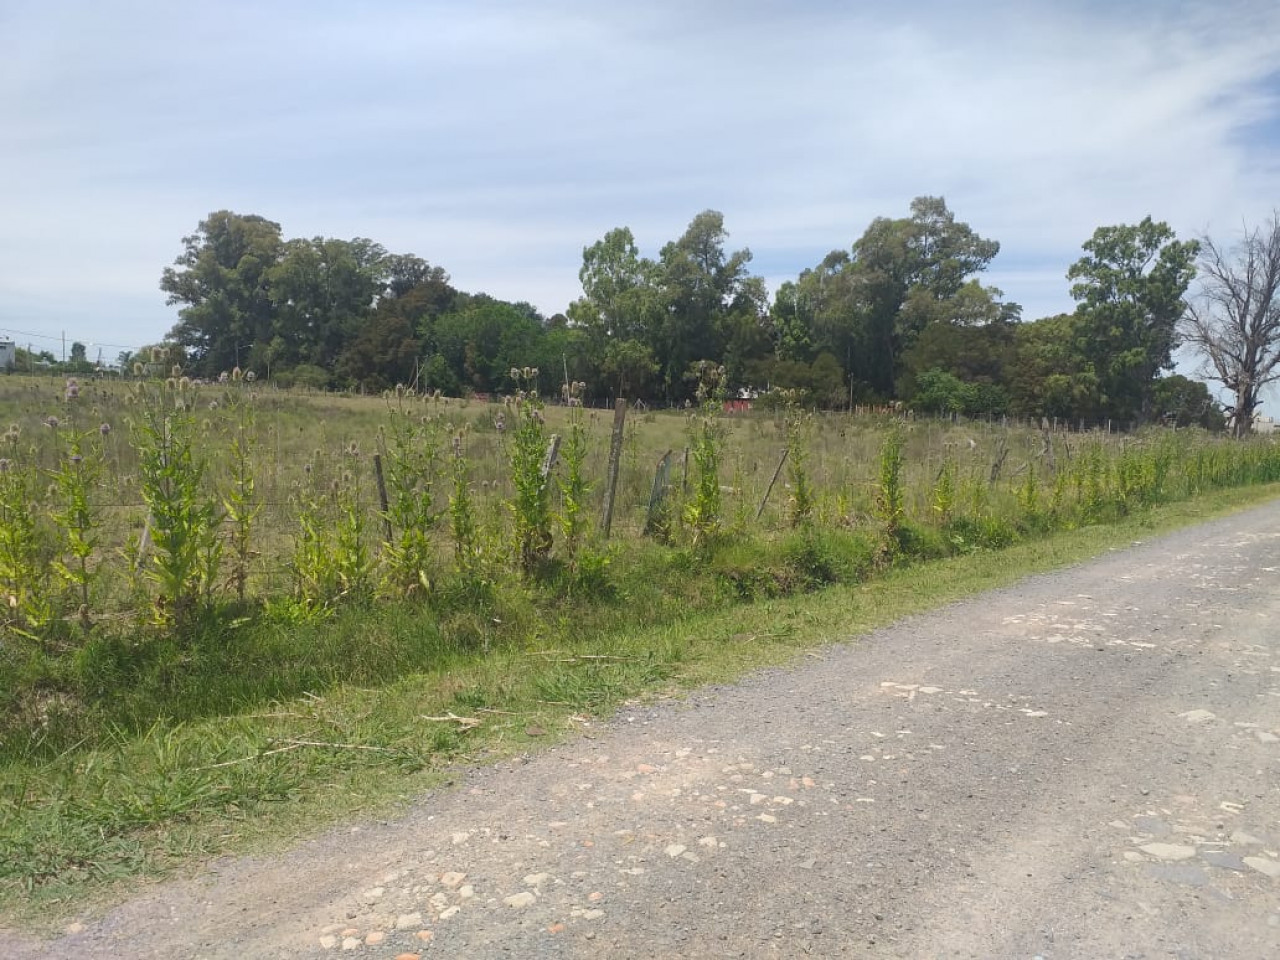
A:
[1067,217,1198,424]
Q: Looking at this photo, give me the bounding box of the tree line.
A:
[149,201,1280,432]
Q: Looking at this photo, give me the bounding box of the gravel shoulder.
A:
[8,502,1280,959]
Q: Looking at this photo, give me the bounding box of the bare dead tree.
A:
[1182,212,1280,436]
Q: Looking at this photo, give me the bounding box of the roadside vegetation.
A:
[3,369,1280,921]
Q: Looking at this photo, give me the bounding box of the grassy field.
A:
[2,371,1280,926]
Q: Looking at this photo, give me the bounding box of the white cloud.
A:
[1,0,1278,352]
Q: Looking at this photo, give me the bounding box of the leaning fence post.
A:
[372,453,392,542]
[756,447,790,520]
[600,398,628,539]
[644,449,674,536]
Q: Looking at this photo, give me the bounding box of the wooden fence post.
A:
[644,449,674,536]
[372,453,392,542]
[600,398,628,539]
[539,434,561,490]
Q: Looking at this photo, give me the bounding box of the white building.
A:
[0,339,15,370]
[1254,414,1276,434]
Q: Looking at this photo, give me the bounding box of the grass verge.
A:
[2,481,1278,930]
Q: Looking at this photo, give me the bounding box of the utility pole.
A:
[62,330,66,363]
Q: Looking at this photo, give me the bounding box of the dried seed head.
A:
[99,422,111,436]
[45,415,60,429]
[0,459,10,473]
[69,453,83,466]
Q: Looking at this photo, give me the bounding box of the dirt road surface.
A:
[8,502,1280,959]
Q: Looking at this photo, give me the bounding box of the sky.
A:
[2,0,1280,376]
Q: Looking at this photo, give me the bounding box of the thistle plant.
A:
[0,457,54,638]
[556,381,591,567]
[133,384,222,631]
[290,482,333,615]
[1016,459,1040,521]
[379,403,444,597]
[448,433,486,586]
[783,394,814,528]
[930,455,957,526]
[874,422,906,552]
[48,425,104,632]
[683,361,727,548]
[221,394,259,604]
[332,468,373,603]
[505,367,553,573]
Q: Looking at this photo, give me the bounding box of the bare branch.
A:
[1183,211,1280,435]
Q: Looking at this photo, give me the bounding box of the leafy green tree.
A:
[567,228,664,345]
[335,313,421,391]
[657,210,762,399]
[161,212,284,377]
[1007,314,1101,421]
[268,236,388,370]
[601,338,659,397]
[1067,217,1199,424]
[784,198,1009,399]
[1151,374,1226,431]
[898,316,1015,399]
[433,298,545,393]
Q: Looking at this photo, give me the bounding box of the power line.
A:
[0,327,137,350]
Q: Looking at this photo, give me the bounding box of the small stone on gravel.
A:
[1244,857,1280,878]
[1139,843,1196,861]
[395,913,423,930]
[505,891,537,908]
[440,871,466,887]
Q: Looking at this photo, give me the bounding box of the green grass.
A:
[6,372,1280,928]
[1,477,1277,931]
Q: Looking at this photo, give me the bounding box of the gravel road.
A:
[9,501,1280,959]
